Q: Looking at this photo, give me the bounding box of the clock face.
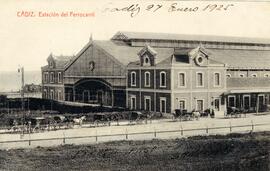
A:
[89,61,95,71]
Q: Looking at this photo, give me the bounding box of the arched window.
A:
[50,90,54,99]
[58,91,62,101]
[145,71,150,87]
[145,57,149,64]
[226,74,231,78]
[144,56,150,66]
[131,71,136,86]
[251,74,257,78]
[43,89,47,99]
[264,74,270,77]
[160,71,166,87]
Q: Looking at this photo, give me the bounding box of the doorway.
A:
[83,90,89,103]
[258,95,265,112]
[214,98,220,111]
[97,91,103,105]
[243,95,250,110]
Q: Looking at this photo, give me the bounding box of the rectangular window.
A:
[214,73,220,86]
[58,72,62,83]
[160,72,166,87]
[44,72,48,83]
[228,96,235,107]
[196,100,204,111]
[130,96,136,110]
[179,100,185,109]
[131,72,136,86]
[144,96,151,111]
[178,72,186,87]
[160,97,166,113]
[50,72,54,83]
[145,72,150,87]
[196,72,203,87]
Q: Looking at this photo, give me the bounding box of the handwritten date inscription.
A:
[102,3,234,17]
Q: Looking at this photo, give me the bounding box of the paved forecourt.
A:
[0,113,270,149]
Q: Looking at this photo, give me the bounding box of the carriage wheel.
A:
[94,120,99,127]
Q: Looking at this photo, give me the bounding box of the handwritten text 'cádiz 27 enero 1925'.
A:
[102,3,235,17]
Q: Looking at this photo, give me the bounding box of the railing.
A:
[0,122,269,147]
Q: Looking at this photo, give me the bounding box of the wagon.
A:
[92,113,111,126]
[173,109,201,121]
[128,111,148,124]
[226,107,241,118]
[26,117,48,132]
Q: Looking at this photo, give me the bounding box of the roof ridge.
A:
[115,31,270,45]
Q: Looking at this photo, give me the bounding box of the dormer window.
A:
[145,57,149,64]
[189,46,209,67]
[144,55,150,66]
[137,44,157,66]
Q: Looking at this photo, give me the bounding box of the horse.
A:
[73,116,86,127]
[192,111,201,120]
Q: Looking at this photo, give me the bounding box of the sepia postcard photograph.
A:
[0,0,270,170]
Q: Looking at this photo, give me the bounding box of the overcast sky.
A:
[0,0,270,71]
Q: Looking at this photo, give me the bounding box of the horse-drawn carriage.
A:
[173,109,198,121]
[7,114,82,133]
[128,111,149,124]
[8,116,51,133]
[92,113,111,126]
[225,107,247,118]
[173,108,216,121]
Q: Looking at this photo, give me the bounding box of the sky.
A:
[0,0,270,71]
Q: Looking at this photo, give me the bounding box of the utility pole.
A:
[19,66,25,111]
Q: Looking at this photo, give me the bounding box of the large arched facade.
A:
[64,79,113,106]
[74,79,113,106]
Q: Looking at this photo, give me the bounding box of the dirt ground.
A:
[1,113,270,149]
[0,131,269,171]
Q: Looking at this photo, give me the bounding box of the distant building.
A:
[23,83,41,93]
[41,31,270,115]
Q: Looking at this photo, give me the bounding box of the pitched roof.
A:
[173,47,225,65]
[52,55,73,68]
[209,49,270,69]
[42,55,73,70]
[94,40,174,65]
[112,31,270,45]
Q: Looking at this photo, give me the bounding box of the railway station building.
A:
[41,31,270,115]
